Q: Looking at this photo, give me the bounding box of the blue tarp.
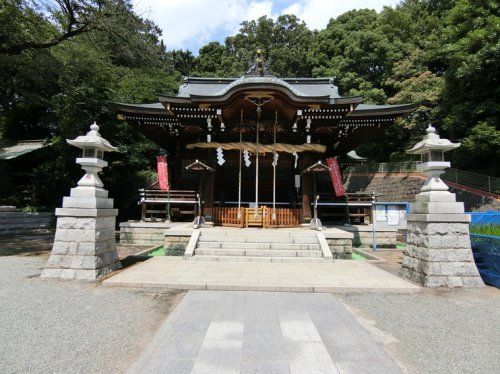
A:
[469,211,500,225]
[470,234,500,288]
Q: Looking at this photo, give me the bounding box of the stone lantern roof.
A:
[406,124,460,155]
[67,122,117,153]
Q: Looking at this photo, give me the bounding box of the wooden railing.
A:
[206,207,302,228]
[264,208,302,228]
[139,189,198,221]
[206,207,245,227]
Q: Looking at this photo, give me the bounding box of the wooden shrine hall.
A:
[112,51,414,228]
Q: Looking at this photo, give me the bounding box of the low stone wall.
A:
[0,211,53,236]
[119,221,175,246]
[326,238,353,259]
[322,229,354,259]
[164,235,190,253]
[339,226,397,248]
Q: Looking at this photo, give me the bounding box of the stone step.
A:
[194,248,323,258]
[196,241,320,251]
[198,236,317,245]
[187,255,330,263]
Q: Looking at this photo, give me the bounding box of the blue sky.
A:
[132,0,401,53]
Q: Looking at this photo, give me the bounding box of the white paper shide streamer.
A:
[243,149,251,167]
[292,151,299,169]
[272,152,279,167]
[216,147,225,165]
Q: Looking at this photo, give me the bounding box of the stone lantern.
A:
[407,124,459,194]
[401,125,483,288]
[42,122,122,280]
[67,122,117,189]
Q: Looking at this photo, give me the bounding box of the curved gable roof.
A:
[177,76,341,99]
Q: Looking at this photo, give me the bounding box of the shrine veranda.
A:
[112,52,414,227]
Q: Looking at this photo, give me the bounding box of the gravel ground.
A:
[340,288,500,374]
[0,255,183,374]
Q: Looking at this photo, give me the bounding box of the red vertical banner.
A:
[157,155,170,191]
[326,157,345,197]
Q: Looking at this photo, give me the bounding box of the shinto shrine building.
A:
[112,51,414,227]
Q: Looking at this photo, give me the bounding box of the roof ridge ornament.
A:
[245,49,273,77]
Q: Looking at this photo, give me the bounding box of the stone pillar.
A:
[42,187,121,280]
[41,122,121,280]
[401,125,483,288]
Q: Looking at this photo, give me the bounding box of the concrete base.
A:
[103,256,420,293]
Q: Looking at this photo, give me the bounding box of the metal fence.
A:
[441,168,500,194]
[470,233,500,288]
[345,162,499,194]
[344,161,420,174]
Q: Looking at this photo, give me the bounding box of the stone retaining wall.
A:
[119,221,174,246]
[164,235,190,253]
[0,211,53,236]
[326,238,353,259]
[339,226,397,248]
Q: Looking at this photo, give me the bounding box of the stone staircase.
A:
[187,229,332,263]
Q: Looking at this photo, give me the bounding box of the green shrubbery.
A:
[470,224,500,237]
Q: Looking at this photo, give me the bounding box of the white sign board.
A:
[375,205,387,222]
[387,205,400,225]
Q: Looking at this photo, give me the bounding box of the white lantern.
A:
[406,124,460,193]
[66,122,117,188]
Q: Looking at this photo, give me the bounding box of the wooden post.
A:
[301,153,312,221]
[205,150,215,209]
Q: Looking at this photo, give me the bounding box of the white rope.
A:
[187,142,326,154]
[237,112,243,219]
[255,108,260,219]
[272,110,277,221]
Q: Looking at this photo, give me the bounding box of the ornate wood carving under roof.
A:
[110,50,415,155]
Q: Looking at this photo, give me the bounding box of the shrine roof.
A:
[177,76,340,99]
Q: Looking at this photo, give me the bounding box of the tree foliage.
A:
[0,0,498,212]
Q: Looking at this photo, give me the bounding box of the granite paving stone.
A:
[240,360,290,374]
[127,291,403,373]
[104,256,420,293]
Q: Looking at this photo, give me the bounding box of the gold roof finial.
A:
[245,48,272,77]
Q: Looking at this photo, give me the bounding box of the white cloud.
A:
[133,0,401,51]
[283,0,401,30]
[133,0,276,50]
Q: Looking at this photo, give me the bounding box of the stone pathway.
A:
[104,257,420,293]
[128,291,402,374]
